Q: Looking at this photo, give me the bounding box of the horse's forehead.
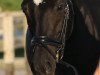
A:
[33,0,43,5]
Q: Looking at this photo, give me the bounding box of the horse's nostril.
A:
[45,61,52,73]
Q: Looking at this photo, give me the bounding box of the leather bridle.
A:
[22,0,79,74]
[31,0,74,63]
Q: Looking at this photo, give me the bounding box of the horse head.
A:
[21,0,74,75]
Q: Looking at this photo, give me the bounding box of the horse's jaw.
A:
[33,0,43,5]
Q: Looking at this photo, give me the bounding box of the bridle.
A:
[31,0,74,62]
[24,0,79,74]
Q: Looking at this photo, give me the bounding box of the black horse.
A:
[21,0,100,75]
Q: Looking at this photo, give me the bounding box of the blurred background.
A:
[0,0,32,75]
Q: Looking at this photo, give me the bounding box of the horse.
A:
[21,0,100,75]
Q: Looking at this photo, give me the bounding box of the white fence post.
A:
[3,12,14,75]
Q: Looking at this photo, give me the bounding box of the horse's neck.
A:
[72,0,100,40]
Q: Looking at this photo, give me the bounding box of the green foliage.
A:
[0,0,23,11]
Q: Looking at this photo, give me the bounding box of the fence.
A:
[0,11,32,75]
